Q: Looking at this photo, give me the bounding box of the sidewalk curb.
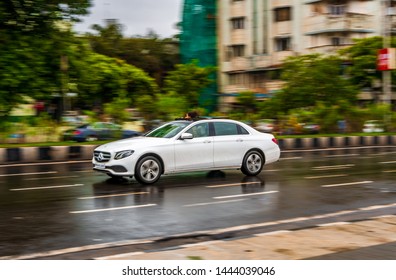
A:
[0,145,96,164]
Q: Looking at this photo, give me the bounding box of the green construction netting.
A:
[180,0,218,112]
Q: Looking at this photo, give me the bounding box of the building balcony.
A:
[272,0,294,7]
[306,43,354,54]
[230,29,248,45]
[304,13,374,35]
[273,21,293,36]
[222,52,294,73]
[230,1,247,18]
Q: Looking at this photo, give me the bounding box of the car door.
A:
[212,121,250,168]
[174,122,214,171]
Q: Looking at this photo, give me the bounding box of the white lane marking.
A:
[0,239,153,260]
[213,190,278,200]
[184,199,247,207]
[205,182,262,188]
[24,175,78,181]
[255,230,291,237]
[305,174,347,179]
[281,157,303,160]
[0,171,57,177]
[359,203,396,211]
[380,161,396,164]
[0,160,91,168]
[325,154,359,158]
[96,251,145,260]
[10,184,84,191]
[77,192,149,200]
[383,170,396,173]
[70,203,156,214]
[318,222,351,227]
[321,181,373,188]
[313,164,354,170]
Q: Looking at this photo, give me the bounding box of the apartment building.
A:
[217,0,387,111]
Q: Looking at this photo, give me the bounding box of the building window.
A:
[228,45,245,57]
[331,37,344,46]
[329,5,346,16]
[231,17,245,29]
[275,37,291,51]
[274,7,291,22]
[229,73,246,86]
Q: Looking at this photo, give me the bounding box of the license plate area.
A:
[94,163,106,169]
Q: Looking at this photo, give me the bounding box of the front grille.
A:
[94,151,111,162]
[108,165,128,173]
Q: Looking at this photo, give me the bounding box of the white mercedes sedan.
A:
[92,119,280,184]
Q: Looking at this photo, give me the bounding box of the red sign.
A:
[377,48,396,71]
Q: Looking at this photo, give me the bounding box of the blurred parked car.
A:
[301,123,320,134]
[63,122,141,142]
[362,120,384,133]
[255,119,276,133]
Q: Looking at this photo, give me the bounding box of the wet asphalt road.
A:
[1,147,396,258]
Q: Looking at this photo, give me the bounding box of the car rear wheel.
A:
[241,150,264,176]
[135,155,162,184]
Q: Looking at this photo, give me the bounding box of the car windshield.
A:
[145,121,190,138]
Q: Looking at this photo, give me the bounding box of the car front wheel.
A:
[241,150,264,176]
[135,155,162,184]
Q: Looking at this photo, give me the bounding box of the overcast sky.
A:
[74,0,183,38]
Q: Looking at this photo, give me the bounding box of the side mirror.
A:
[180,133,193,140]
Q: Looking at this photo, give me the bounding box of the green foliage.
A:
[0,0,91,34]
[237,91,257,113]
[87,20,180,86]
[280,54,358,112]
[338,37,383,88]
[104,97,130,124]
[135,94,157,121]
[163,60,216,108]
[155,93,189,121]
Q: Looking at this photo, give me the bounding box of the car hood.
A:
[95,136,171,152]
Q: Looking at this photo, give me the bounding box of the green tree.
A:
[74,51,159,108]
[338,36,383,89]
[279,54,358,112]
[163,60,216,108]
[87,21,179,86]
[0,0,90,34]
[0,0,91,120]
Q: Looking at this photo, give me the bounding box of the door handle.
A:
[236,139,243,142]
[204,140,211,143]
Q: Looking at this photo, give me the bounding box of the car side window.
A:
[213,122,239,136]
[238,125,249,135]
[186,123,209,138]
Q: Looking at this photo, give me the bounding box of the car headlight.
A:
[114,150,134,160]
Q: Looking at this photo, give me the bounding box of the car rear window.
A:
[213,122,248,136]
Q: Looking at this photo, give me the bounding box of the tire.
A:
[241,150,264,176]
[134,155,162,184]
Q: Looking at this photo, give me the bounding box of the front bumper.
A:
[92,153,137,176]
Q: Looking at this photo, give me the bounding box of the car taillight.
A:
[73,130,81,135]
[272,138,278,145]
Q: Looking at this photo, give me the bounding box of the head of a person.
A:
[185,111,198,120]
